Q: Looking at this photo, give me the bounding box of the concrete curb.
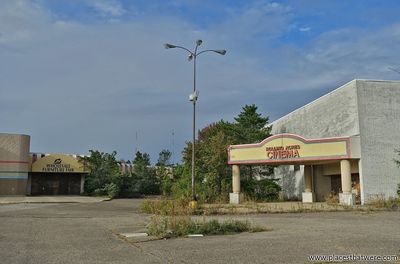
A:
[0,196,111,205]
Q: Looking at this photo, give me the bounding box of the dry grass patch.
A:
[146,215,269,239]
[140,198,197,215]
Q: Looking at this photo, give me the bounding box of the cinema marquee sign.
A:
[266,144,301,159]
[228,134,350,165]
[31,154,87,173]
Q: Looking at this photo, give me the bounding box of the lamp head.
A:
[214,50,227,55]
[188,54,193,61]
[189,91,199,102]
[164,43,176,49]
[196,39,203,46]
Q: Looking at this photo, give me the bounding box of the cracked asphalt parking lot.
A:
[0,199,399,264]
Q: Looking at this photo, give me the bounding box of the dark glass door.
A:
[31,173,81,195]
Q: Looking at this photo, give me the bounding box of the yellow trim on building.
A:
[228,134,350,164]
[31,154,88,173]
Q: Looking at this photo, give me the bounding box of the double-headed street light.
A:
[164,39,226,202]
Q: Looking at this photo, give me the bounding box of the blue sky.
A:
[1,0,400,163]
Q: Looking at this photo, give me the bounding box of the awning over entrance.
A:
[228,134,357,165]
[227,134,361,206]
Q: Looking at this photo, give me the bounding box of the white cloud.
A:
[299,26,311,32]
[0,0,50,47]
[221,0,292,40]
[88,0,126,18]
[1,0,400,162]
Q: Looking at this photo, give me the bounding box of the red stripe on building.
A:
[0,160,29,164]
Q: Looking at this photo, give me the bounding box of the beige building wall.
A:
[0,133,30,195]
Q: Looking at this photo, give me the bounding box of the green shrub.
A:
[104,183,119,198]
[117,174,141,198]
[146,215,171,238]
[218,219,251,233]
[161,176,174,196]
[397,183,400,197]
[93,188,106,196]
[170,165,192,199]
[200,219,221,235]
[242,178,281,202]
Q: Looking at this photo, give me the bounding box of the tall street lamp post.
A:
[164,40,226,202]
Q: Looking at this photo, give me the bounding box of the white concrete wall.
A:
[356,80,400,202]
[270,80,360,138]
[275,165,303,200]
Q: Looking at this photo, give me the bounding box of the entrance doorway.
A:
[31,173,81,195]
[330,173,360,204]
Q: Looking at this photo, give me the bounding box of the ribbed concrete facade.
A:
[270,80,400,204]
[0,133,30,195]
[271,80,360,138]
[356,80,400,202]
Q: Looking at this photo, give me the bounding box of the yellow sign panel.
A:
[31,154,88,173]
[228,134,350,164]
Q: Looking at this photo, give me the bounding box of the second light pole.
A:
[164,39,226,202]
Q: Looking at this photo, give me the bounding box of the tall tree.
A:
[156,149,172,167]
[131,151,160,195]
[233,104,271,144]
[233,104,273,180]
[181,121,234,201]
[133,151,151,167]
[156,149,174,195]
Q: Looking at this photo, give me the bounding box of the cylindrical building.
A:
[0,133,30,195]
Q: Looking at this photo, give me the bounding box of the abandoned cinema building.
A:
[228,79,400,205]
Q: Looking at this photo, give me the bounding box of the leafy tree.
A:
[179,104,278,202]
[233,104,271,144]
[242,178,281,201]
[181,121,234,202]
[133,151,151,166]
[170,164,193,198]
[130,151,160,195]
[197,123,235,200]
[83,150,121,197]
[82,150,163,198]
[156,149,174,195]
[156,149,172,167]
[233,104,273,181]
